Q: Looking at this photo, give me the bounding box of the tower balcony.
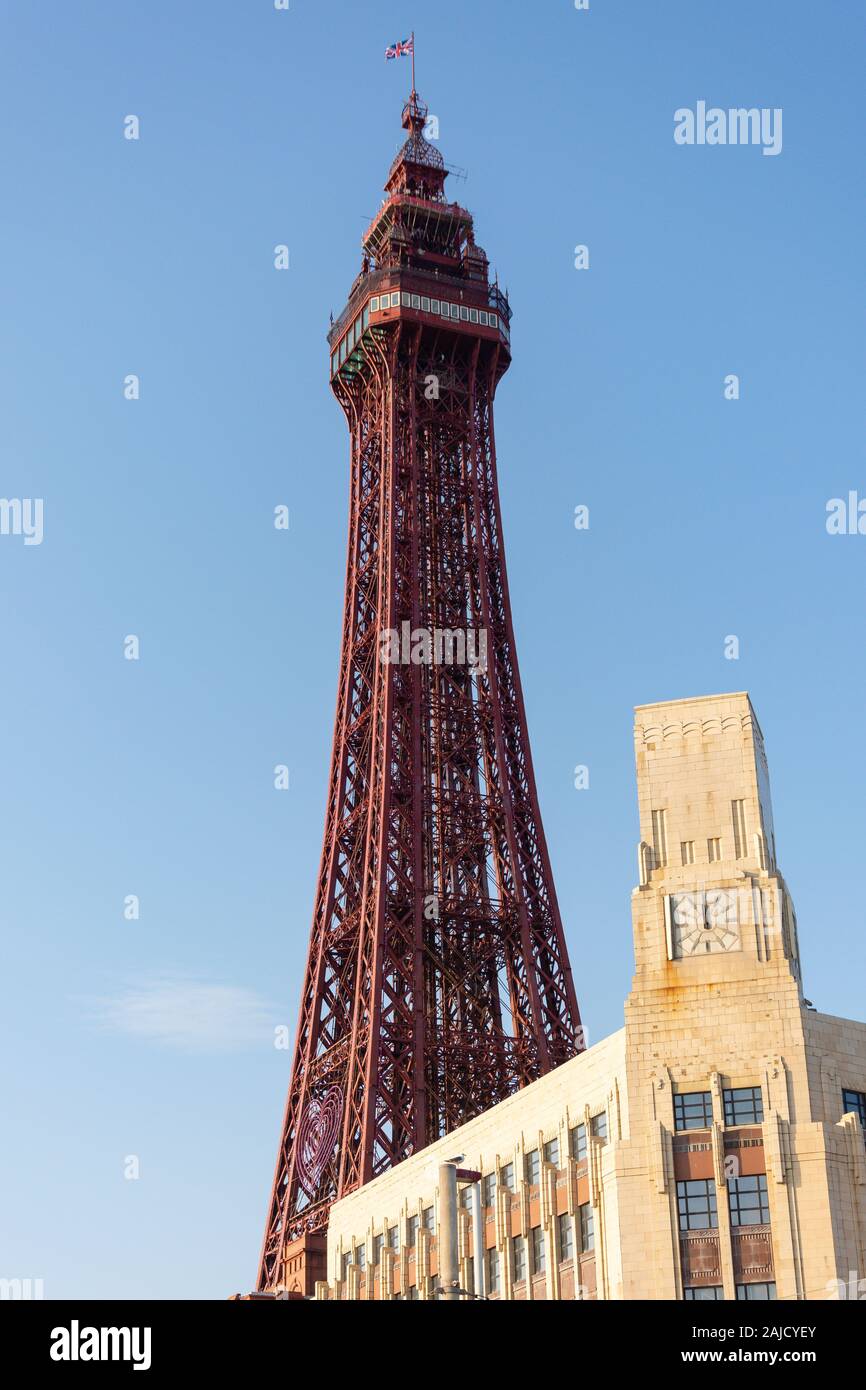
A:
[328,271,511,384]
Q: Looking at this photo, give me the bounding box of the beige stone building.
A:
[314,693,866,1301]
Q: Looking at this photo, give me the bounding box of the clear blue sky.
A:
[1,1,863,1299]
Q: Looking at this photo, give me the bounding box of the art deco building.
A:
[304,692,866,1301]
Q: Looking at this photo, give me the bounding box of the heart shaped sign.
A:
[296,1086,344,1198]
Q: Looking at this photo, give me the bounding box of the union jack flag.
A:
[385,37,413,60]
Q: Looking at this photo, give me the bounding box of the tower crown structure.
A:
[259,96,581,1296]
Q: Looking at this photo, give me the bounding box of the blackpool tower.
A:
[257,90,583,1295]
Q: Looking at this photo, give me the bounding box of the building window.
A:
[422,1205,434,1231]
[387,1223,399,1250]
[578,1202,594,1252]
[708,836,721,862]
[591,1111,608,1142]
[651,808,668,867]
[500,1162,514,1191]
[341,1252,352,1280]
[470,308,478,323]
[677,1179,718,1231]
[407,1215,419,1248]
[512,1235,527,1282]
[570,1123,587,1160]
[401,292,411,307]
[411,294,420,309]
[486,1247,500,1294]
[843,1089,866,1128]
[440,301,450,318]
[544,1137,559,1167]
[459,1184,472,1209]
[525,1149,540,1185]
[482,1173,496,1207]
[390,292,400,308]
[531,1226,546,1274]
[421,296,430,312]
[370,296,380,312]
[724,1086,764,1126]
[684,1286,723,1300]
[480,310,488,325]
[361,306,369,330]
[373,1234,384,1265]
[674,1091,714,1131]
[737,1282,777,1301]
[488,312,498,329]
[681,840,695,866]
[558,1212,574,1261]
[731,799,748,858]
[460,306,469,321]
[728,1173,770,1227]
[356,1245,365,1269]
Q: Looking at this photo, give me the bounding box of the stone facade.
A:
[311,693,866,1301]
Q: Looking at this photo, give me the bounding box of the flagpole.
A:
[411,30,416,97]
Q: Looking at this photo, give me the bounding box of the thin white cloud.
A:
[86,976,278,1053]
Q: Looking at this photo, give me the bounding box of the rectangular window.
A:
[361,306,369,330]
[578,1202,594,1252]
[482,1173,496,1207]
[480,310,488,325]
[410,294,420,309]
[558,1212,574,1261]
[681,840,695,866]
[500,1162,514,1191]
[390,292,400,308]
[338,340,346,364]
[843,1089,866,1128]
[544,1138,559,1167]
[708,836,721,862]
[422,1205,434,1231]
[373,1234,384,1265]
[486,1247,500,1293]
[431,299,440,314]
[685,1286,724,1300]
[728,1173,770,1227]
[470,308,479,323]
[356,1245,365,1269]
[459,1184,472,1209]
[330,353,338,375]
[724,1086,764,1126]
[525,1149,540,1185]
[674,1091,713,1131]
[512,1235,527,1282]
[570,1123,587,1160]
[421,296,430,312]
[591,1111,608,1142]
[737,1282,777,1301]
[488,312,498,328]
[531,1226,546,1274]
[401,292,410,307]
[387,1224,399,1250]
[731,799,748,858]
[407,1215,419,1247]
[450,305,459,319]
[460,306,469,320]
[370,296,380,312]
[651,808,668,867]
[341,1253,352,1280]
[440,301,450,317]
[677,1179,718,1231]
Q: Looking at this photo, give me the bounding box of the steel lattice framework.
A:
[258,93,583,1293]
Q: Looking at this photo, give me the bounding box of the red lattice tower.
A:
[258,92,583,1294]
